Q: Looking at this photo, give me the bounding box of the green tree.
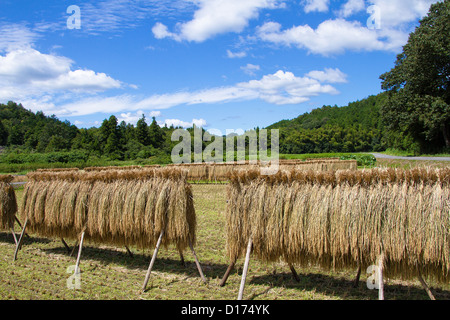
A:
[7,125,23,146]
[100,115,124,159]
[136,114,150,146]
[380,0,450,152]
[0,121,8,145]
[46,135,67,152]
[148,117,164,148]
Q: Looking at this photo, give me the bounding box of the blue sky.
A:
[0,0,441,134]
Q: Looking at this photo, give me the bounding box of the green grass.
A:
[1,184,449,300]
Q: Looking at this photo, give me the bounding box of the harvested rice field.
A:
[1,182,449,300]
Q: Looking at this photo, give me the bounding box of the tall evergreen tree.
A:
[148,117,164,148]
[136,114,150,146]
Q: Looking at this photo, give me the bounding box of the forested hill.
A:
[0,101,172,162]
[0,101,79,151]
[1,94,389,160]
[266,93,388,154]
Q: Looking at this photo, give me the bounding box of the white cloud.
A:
[118,110,146,125]
[0,48,72,82]
[368,0,440,28]
[0,48,123,103]
[152,22,180,41]
[241,63,261,76]
[238,70,340,105]
[306,68,348,83]
[149,111,162,117]
[303,0,330,13]
[162,118,207,128]
[227,49,247,58]
[117,110,160,125]
[153,0,284,42]
[256,0,439,56]
[28,68,346,117]
[0,24,40,52]
[337,0,366,17]
[257,19,391,55]
[78,0,195,35]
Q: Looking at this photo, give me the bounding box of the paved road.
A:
[371,153,450,161]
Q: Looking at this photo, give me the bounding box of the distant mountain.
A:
[266,93,388,154]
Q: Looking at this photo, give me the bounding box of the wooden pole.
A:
[238,237,253,300]
[125,246,134,258]
[179,250,186,267]
[70,242,78,257]
[417,269,436,300]
[289,264,300,282]
[14,217,23,228]
[219,261,236,287]
[10,229,18,246]
[15,216,30,238]
[74,232,85,275]
[142,230,164,292]
[61,238,71,253]
[378,254,384,300]
[353,265,362,288]
[189,238,207,283]
[13,218,28,261]
[15,217,30,239]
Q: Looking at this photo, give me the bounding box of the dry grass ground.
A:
[1,183,449,300]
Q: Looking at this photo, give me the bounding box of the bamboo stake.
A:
[14,217,22,228]
[353,265,362,288]
[10,229,17,246]
[125,246,134,258]
[219,261,236,287]
[13,218,28,261]
[289,264,300,282]
[189,238,207,283]
[70,242,78,257]
[378,254,384,301]
[179,250,186,267]
[417,269,436,300]
[14,217,30,238]
[61,238,71,253]
[74,232,85,276]
[142,230,164,292]
[238,237,253,300]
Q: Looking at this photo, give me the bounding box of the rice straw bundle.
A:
[0,175,17,230]
[83,165,143,172]
[36,168,79,172]
[226,168,450,282]
[20,168,196,251]
[169,158,357,182]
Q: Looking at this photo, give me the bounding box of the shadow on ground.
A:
[248,271,450,300]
